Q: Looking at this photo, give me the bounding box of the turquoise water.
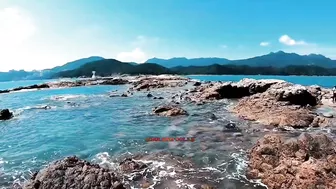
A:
[188,75,336,88]
[1,75,334,188]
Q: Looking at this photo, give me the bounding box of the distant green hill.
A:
[56,59,174,77]
[57,59,336,77]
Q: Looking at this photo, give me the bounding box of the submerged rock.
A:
[247,133,336,189]
[23,156,125,189]
[153,105,188,117]
[0,109,13,120]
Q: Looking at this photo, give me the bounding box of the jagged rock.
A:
[23,156,125,189]
[147,93,153,97]
[247,133,336,189]
[119,158,148,173]
[153,105,188,117]
[232,82,327,128]
[186,79,283,102]
[0,109,13,120]
[121,93,128,97]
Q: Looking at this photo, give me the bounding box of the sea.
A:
[1,75,336,189]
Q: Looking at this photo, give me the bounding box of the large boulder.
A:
[153,105,188,117]
[0,109,13,120]
[23,156,125,189]
[232,82,328,128]
[247,133,336,189]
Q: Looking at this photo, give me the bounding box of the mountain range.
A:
[1,51,336,81]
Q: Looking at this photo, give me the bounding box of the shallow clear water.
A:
[2,75,333,188]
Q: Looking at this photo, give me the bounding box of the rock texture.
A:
[131,75,189,91]
[247,133,336,189]
[0,109,13,120]
[119,158,147,173]
[23,156,125,189]
[153,105,188,117]
[232,81,334,128]
[186,78,283,103]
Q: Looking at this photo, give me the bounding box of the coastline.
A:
[1,74,336,189]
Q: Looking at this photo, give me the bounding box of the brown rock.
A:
[119,158,147,173]
[247,133,336,189]
[153,105,188,117]
[23,156,125,189]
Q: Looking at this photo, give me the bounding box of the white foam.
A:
[49,95,86,101]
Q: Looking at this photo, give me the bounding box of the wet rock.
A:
[322,112,334,118]
[193,81,202,86]
[153,97,158,99]
[119,158,148,173]
[247,133,336,189]
[153,105,188,117]
[100,78,129,85]
[0,109,13,120]
[147,93,153,97]
[225,122,236,129]
[158,97,164,99]
[23,156,125,189]
[121,93,128,97]
[0,84,50,94]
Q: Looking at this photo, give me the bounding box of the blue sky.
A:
[0,0,335,71]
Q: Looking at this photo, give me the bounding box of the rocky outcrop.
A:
[99,78,129,85]
[0,109,13,120]
[0,78,129,94]
[232,82,333,128]
[131,76,189,91]
[247,133,336,189]
[119,158,147,173]
[186,79,283,103]
[153,105,188,116]
[23,156,125,189]
[0,84,50,94]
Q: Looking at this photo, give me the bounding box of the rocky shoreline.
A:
[2,75,336,189]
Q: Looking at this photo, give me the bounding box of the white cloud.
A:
[279,35,307,46]
[260,42,270,47]
[220,45,228,49]
[116,48,147,63]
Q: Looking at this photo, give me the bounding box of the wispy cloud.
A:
[260,42,270,47]
[116,48,147,63]
[220,44,228,49]
[279,35,307,46]
[131,35,160,48]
